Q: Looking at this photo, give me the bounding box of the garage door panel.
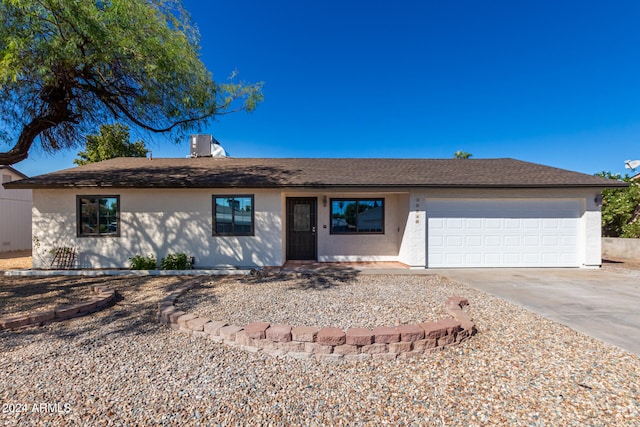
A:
[467,218,483,229]
[465,235,482,247]
[430,253,443,265]
[503,253,521,264]
[465,253,482,264]
[446,235,463,247]
[505,219,521,229]
[504,235,521,246]
[447,218,464,229]
[430,236,444,247]
[485,235,501,246]
[524,219,541,229]
[430,218,444,229]
[485,253,501,264]
[541,253,559,264]
[446,254,464,265]
[428,199,580,267]
[486,218,502,229]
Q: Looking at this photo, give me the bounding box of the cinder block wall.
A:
[602,237,640,260]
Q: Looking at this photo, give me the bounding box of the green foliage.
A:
[595,172,640,237]
[160,253,192,270]
[74,123,148,166]
[129,254,157,270]
[453,151,473,159]
[0,0,263,165]
[622,220,640,238]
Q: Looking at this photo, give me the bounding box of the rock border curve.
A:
[158,284,477,362]
[0,286,116,330]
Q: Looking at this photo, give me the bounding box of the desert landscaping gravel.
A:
[1,272,639,426]
[177,273,457,329]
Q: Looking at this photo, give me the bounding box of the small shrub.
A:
[622,220,640,238]
[129,254,157,270]
[160,253,192,270]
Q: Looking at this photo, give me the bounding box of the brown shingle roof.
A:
[3,157,628,189]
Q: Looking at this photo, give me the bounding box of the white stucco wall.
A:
[582,195,603,267]
[315,192,407,262]
[281,191,408,263]
[398,194,426,268]
[1,170,32,252]
[31,186,604,269]
[32,188,282,268]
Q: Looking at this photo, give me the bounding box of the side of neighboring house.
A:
[0,166,32,252]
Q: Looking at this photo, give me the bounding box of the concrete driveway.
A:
[432,268,640,356]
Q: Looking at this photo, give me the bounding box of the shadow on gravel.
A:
[0,275,210,350]
[252,267,360,290]
[241,267,360,290]
[0,276,99,314]
[288,269,360,290]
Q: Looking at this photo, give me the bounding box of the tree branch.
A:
[0,84,75,165]
[0,117,55,164]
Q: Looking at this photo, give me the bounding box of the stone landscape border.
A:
[0,286,116,330]
[158,283,477,361]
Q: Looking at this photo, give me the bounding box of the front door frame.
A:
[286,197,318,261]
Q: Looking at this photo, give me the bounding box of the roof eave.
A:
[5,182,629,190]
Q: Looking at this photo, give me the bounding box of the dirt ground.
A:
[1,251,638,272]
[0,250,32,270]
[602,256,640,271]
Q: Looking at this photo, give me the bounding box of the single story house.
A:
[3,157,626,269]
[0,165,32,252]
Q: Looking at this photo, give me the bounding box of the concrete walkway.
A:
[432,268,640,356]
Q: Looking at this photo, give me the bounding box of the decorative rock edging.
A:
[0,286,116,330]
[158,284,477,362]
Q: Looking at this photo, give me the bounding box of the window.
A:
[77,196,120,237]
[213,195,254,236]
[330,198,384,234]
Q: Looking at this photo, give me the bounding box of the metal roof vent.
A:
[189,134,228,158]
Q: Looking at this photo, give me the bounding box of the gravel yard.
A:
[178,273,456,329]
[1,273,639,425]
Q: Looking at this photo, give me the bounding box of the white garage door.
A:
[427,199,580,268]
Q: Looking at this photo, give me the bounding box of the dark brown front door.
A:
[286,197,317,260]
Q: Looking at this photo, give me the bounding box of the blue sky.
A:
[10,0,640,177]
